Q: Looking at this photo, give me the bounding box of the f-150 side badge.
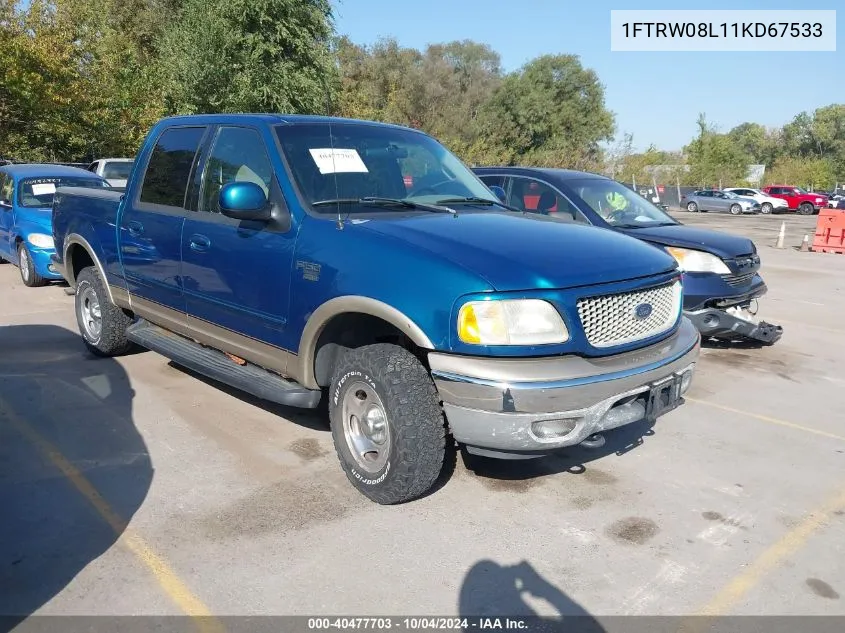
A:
[296,260,321,282]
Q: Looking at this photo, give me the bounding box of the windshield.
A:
[17,176,109,208]
[103,161,133,180]
[723,191,739,199]
[793,187,808,194]
[274,123,497,212]
[566,178,677,228]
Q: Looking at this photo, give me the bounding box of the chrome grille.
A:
[722,272,755,287]
[576,281,682,349]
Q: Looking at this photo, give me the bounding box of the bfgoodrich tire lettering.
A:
[329,343,446,504]
[75,266,134,357]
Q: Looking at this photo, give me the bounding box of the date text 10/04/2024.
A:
[307,618,529,630]
[621,22,824,38]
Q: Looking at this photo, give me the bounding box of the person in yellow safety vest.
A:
[605,190,628,213]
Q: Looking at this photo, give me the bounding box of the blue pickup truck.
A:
[51,114,700,504]
[474,167,783,346]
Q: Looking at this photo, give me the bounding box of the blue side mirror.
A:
[488,185,507,203]
[219,181,271,221]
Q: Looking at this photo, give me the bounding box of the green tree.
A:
[334,36,423,124]
[726,122,782,166]
[0,0,94,161]
[684,113,750,186]
[767,156,835,189]
[478,54,615,169]
[811,104,845,175]
[158,0,338,115]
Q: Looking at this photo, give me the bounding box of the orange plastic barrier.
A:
[811,208,845,254]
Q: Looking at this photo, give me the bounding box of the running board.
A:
[126,320,322,409]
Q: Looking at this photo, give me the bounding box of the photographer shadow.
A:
[459,559,605,631]
[0,325,150,631]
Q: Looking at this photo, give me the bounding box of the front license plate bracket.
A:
[646,374,683,419]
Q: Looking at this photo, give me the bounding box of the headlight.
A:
[27,233,55,249]
[665,247,731,274]
[815,198,824,204]
[457,299,569,345]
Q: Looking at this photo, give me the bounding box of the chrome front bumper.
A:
[430,318,701,456]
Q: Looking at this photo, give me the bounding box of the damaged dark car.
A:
[473,167,783,346]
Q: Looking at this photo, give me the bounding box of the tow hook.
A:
[580,433,606,449]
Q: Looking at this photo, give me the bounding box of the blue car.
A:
[0,164,110,286]
[473,167,782,345]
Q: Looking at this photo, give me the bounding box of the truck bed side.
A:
[52,187,127,292]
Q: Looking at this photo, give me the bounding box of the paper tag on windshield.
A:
[309,148,368,175]
[31,183,56,196]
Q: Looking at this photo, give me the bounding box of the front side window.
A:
[274,123,496,212]
[139,127,206,208]
[17,176,109,208]
[200,127,273,213]
[567,178,678,228]
[507,178,579,220]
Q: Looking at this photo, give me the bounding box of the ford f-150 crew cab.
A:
[51,114,700,504]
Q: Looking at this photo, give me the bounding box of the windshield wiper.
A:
[614,221,677,229]
[311,197,456,214]
[435,196,523,213]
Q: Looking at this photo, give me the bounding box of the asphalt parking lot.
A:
[2,210,844,623]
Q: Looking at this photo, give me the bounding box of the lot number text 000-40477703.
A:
[610,10,836,51]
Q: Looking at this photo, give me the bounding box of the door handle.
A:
[127,220,144,237]
[189,234,211,253]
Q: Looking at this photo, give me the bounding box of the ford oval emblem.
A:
[634,303,653,319]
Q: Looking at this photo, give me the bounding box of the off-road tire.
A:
[75,266,134,357]
[18,242,46,287]
[761,202,773,214]
[329,343,446,504]
[798,202,814,215]
[686,202,698,212]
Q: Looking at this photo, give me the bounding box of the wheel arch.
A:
[297,296,435,390]
[63,234,115,305]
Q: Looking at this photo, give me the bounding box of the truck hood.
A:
[618,223,755,259]
[353,211,678,292]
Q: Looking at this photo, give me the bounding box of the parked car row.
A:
[1,114,784,504]
[0,159,134,286]
[680,185,834,215]
[681,189,763,215]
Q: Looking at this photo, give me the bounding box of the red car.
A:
[760,185,828,215]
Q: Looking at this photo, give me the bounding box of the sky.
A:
[332,0,843,152]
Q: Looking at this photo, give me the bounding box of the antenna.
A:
[321,73,343,230]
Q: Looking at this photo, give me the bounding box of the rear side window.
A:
[140,127,205,207]
[478,175,506,189]
[103,161,133,180]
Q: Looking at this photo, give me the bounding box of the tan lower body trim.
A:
[125,294,298,380]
